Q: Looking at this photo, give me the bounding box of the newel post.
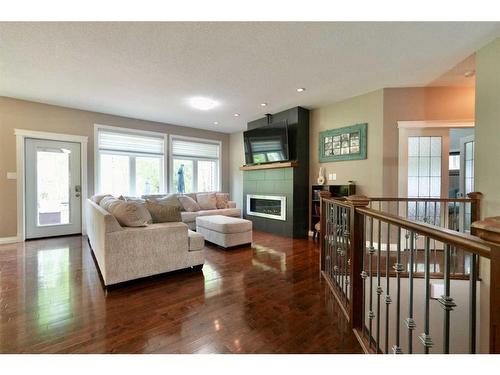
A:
[471,216,500,354]
[346,195,370,330]
[468,192,484,222]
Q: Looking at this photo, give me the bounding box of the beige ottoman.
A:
[196,215,252,248]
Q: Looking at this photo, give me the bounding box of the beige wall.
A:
[0,97,230,238]
[229,131,245,208]
[475,37,500,353]
[382,86,475,197]
[309,89,385,197]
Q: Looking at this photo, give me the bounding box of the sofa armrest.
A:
[227,201,237,208]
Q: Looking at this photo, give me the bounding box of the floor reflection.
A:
[36,247,72,332]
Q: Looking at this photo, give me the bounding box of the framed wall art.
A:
[319,123,367,162]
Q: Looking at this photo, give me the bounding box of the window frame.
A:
[94,124,168,196]
[169,135,222,193]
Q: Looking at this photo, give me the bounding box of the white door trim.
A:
[14,129,88,242]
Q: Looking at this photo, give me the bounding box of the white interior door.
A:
[459,135,475,232]
[25,138,82,239]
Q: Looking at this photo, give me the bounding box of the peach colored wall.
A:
[0,97,230,238]
[382,86,475,197]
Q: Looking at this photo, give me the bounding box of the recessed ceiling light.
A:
[260,103,268,107]
[213,121,219,125]
[188,96,219,111]
[296,88,306,92]
[233,113,240,117]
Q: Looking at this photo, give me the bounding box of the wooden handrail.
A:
[356,206,491,259]
[368,197,474,203]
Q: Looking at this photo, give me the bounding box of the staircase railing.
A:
[320,194,500,354]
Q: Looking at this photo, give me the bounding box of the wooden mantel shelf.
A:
[239,161,298,171]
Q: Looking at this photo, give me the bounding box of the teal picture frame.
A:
[319,123,367,163]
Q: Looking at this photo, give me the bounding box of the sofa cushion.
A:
[215,193,230,209]
[145,200,182,223]
[198,208,241,217]
[181,211,199,223]
[178,195,201,212]
[109,201,152,227]
[188,230,204,251]
[196,215,252,234]
[196,192,217,210]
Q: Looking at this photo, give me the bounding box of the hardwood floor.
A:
[0,231,362,353]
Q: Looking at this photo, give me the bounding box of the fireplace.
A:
[246,194,286,221]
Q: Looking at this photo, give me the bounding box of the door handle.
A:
[75,185,81,198]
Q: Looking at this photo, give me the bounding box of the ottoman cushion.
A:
[196,215,252,234]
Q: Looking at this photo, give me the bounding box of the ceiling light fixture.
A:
[213,121,219,125]
[188,96,219,111]
[260,103,268,107]
[234,113,240,117]
[296,88,306,92]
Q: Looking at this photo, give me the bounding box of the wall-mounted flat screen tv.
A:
[244,120,289,165]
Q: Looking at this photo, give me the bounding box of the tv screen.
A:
[244,121,289,165]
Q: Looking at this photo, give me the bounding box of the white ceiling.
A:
[1,22,499,133]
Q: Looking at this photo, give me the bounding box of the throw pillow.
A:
[110,201,152,227]
[216,193,230,209]
[178,195,201,212]
[196,192,217,210]
[145,200,182,223]
[155,194,184,211]
[92,194,112,204]
[118,195,146,203]
[99,196,119,211]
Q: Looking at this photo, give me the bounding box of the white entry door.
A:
[25,138,82,239]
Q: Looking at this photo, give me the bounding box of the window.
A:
[171,137,220,193]
[96,126,165,196]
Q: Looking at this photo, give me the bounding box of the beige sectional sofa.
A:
[86,198,205,286]
[142,193,241,230]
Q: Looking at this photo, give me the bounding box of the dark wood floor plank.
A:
[0,231,362,353]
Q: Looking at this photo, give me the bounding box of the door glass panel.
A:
[136,156,162,196]
[407,136,441,198]
[464,140,475,231]
[100,154,130,196]
[37,148,71,226]
[172,159,194,193]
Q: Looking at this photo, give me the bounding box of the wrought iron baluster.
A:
[469,252,478,354]
[345,207,351,300]
[406,232,416,354]
[361,215,368,339]
[376,218,382,353]
[438,243,456,354]
[419,236,433,354]
[392,228,403,354]
[384,223,391,354]
[368,217,375,348]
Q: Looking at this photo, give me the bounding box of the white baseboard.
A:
[0,236,21,245]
